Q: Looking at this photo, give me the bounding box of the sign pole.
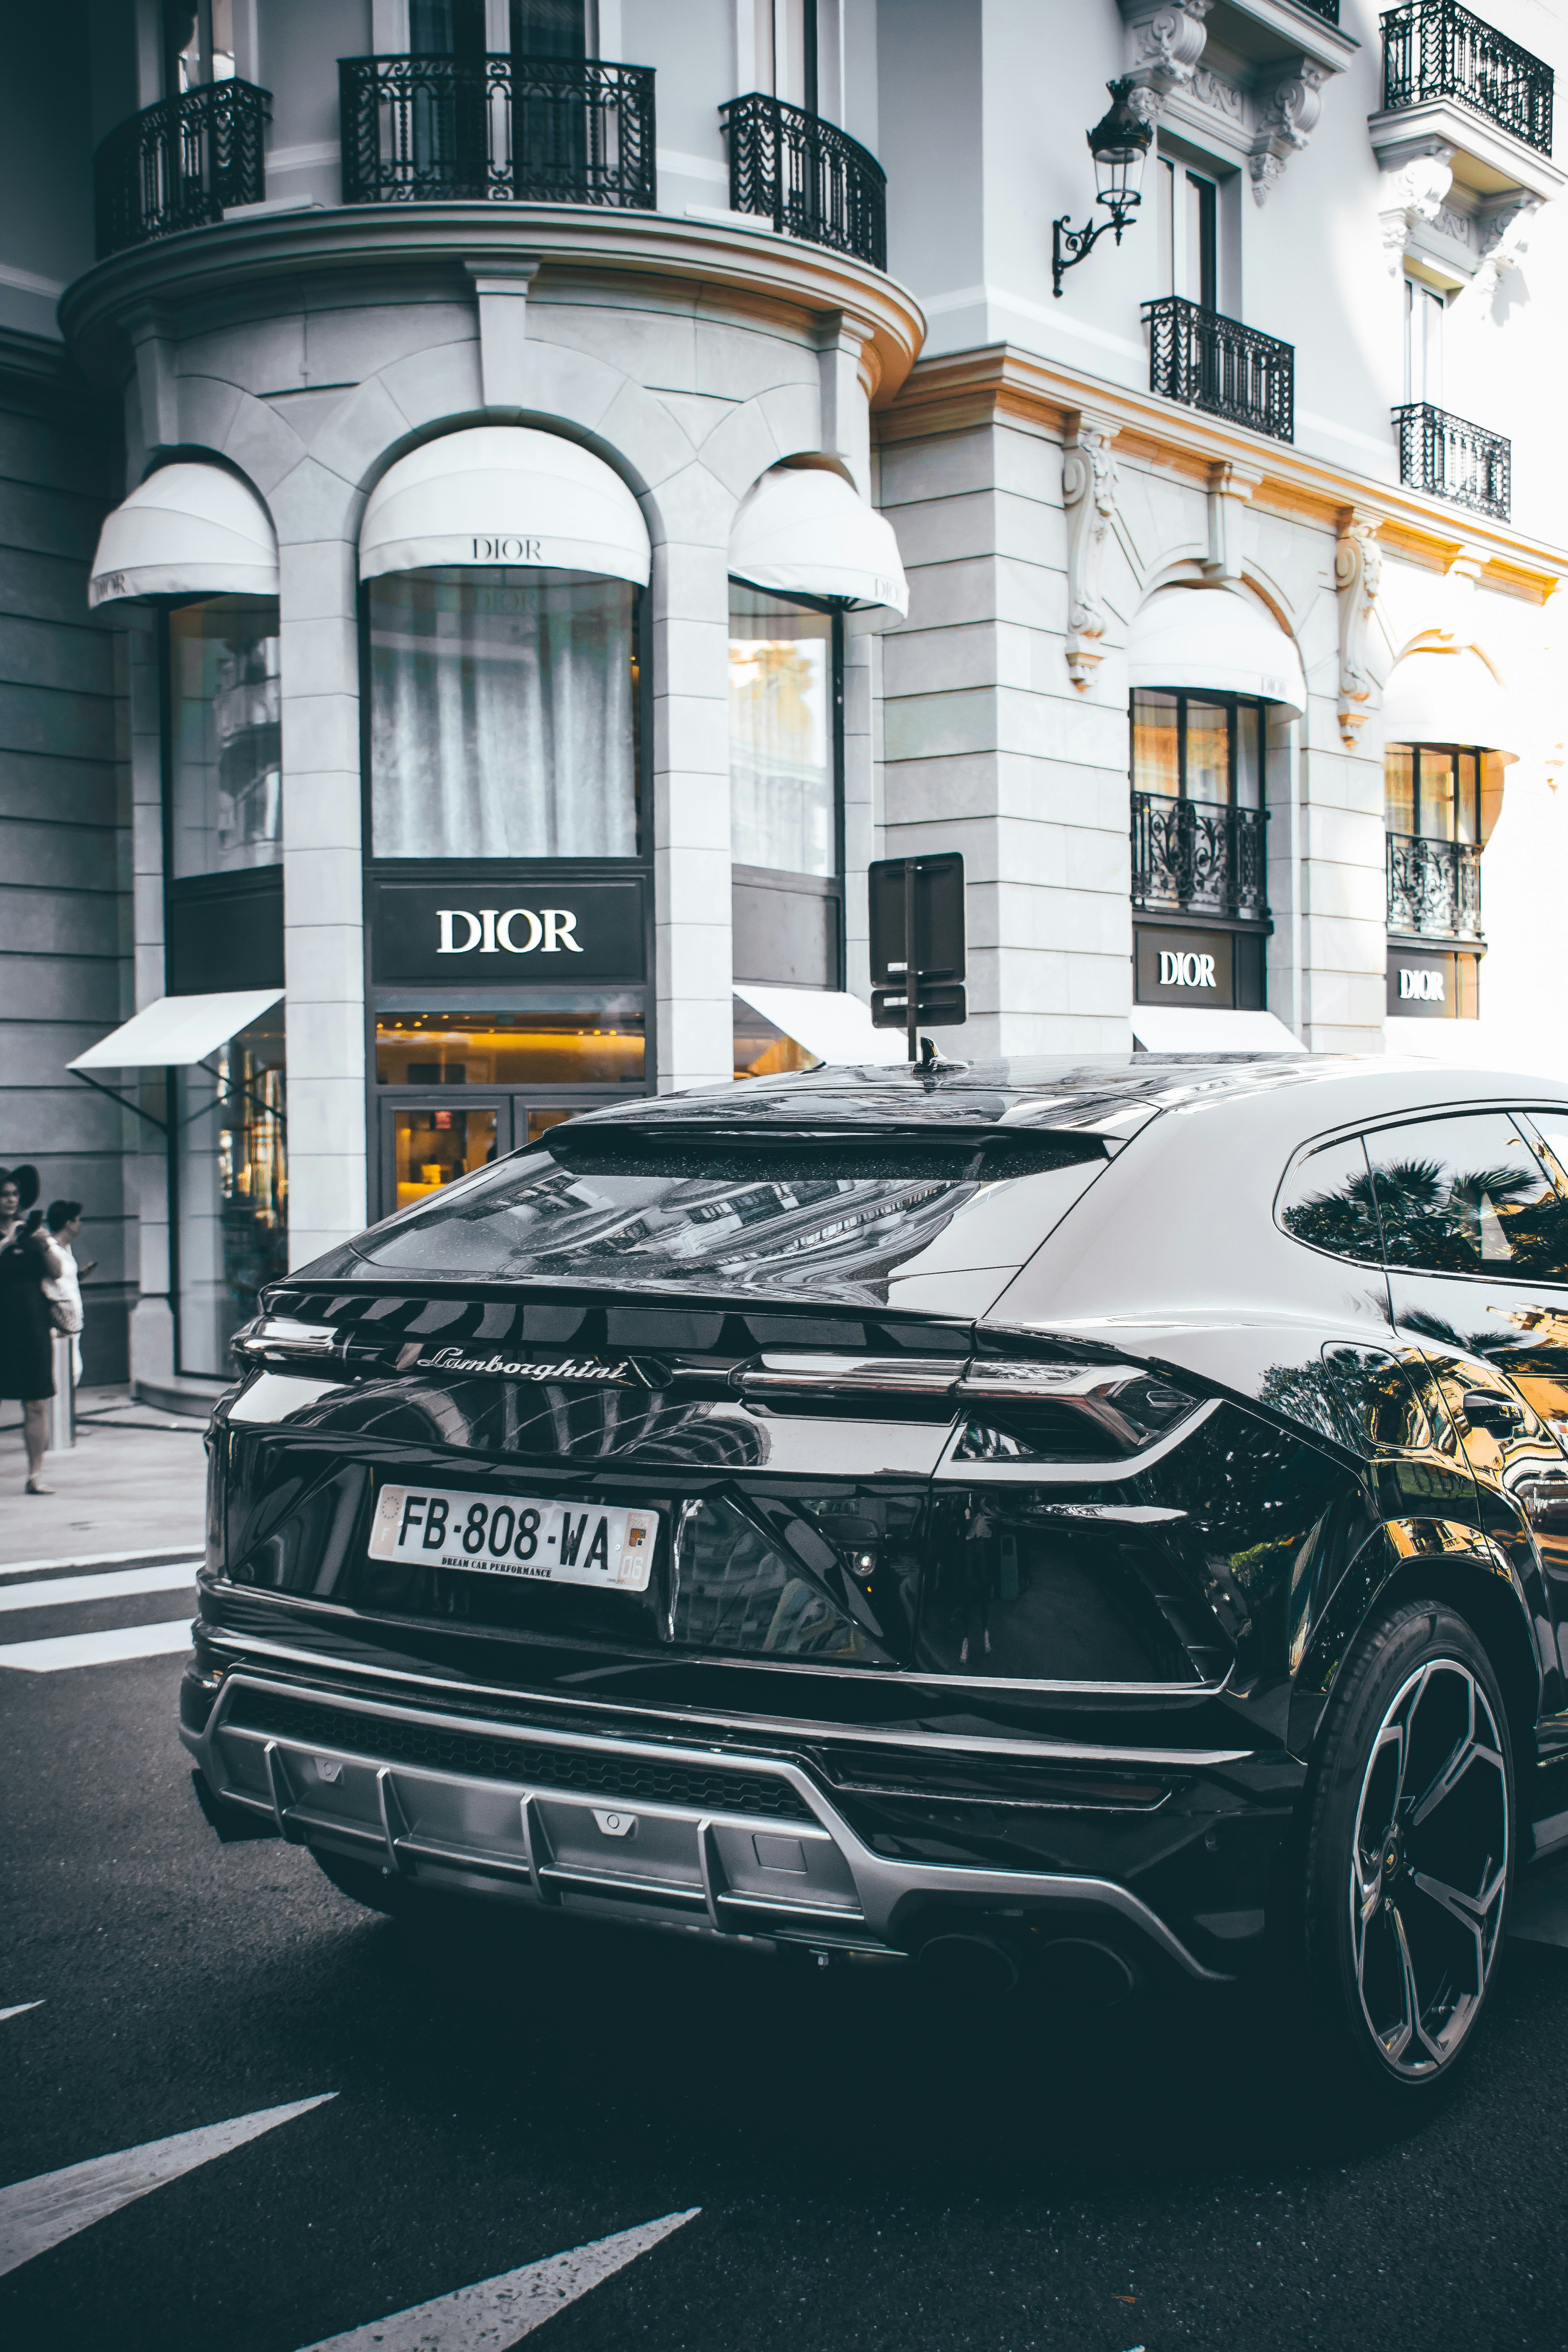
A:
[903,857,918,1067]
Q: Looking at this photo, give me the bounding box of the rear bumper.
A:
[183,1666,1247,1983]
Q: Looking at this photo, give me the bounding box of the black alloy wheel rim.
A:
[1350,1658,1508,2076]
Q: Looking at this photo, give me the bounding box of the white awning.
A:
[728,466,909,624]
[69,989,284,1070]
[359,426,650,584]
[1380,648,1520,762]
[734,983,906,1067]
[1128,586,1307,716]
[1132,1007,1302,1054]
[88,463,279,610]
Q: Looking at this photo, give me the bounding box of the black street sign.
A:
[868,852,967,1057]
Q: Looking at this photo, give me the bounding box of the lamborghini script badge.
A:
[414,1348,662,1387]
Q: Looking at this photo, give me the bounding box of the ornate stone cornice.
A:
[57,204,927,405]
[877,343,1568,597]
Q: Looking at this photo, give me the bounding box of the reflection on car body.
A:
[183,1053,1568,2102]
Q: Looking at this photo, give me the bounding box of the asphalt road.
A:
[5,1588,1568,2350]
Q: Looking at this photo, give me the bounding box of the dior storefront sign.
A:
[370,869,648,985]
[1387,947,1480,1020]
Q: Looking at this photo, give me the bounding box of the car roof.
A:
[572,1053,1568,1137]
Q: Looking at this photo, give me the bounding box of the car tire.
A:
[1301,1598,1513,2103]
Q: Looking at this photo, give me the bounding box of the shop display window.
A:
[368,566,639,859]
[728,586,838,876]
[167,596,282,877]
[175,1009,287,1376]
[375,1002,645,1086]
[733,998,816,1080]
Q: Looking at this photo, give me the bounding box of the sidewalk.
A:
[0,1388,209,1567]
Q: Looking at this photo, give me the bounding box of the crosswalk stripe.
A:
[0,1621,193,1673]
[0,1564,199,1615]
[0,2003,42,2024]
[294,2208,701,2352]
[0,2094,336,2279]
[0,1548,202,1580]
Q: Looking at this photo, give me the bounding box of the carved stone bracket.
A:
[1335,511,1384,749]
[1063,414,1121,693]
[1377,141,1456,274]
[1203,459,1263,585]
[1475,194,1542,297]
[1249,58,1328,206]
[1119,0,1213,116]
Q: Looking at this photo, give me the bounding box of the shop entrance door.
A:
[379,1095,595,1219]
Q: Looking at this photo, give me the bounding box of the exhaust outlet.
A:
[1033,1936,1138,2008]
[915,1932,1021,1995]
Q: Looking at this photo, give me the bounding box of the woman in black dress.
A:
[0,1207,56,1494]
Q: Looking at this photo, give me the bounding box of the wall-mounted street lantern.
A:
[1052,78,1154,299]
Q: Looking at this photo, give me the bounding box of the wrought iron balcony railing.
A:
[1297,0,1341,17]
[1381,1,1553,153]
[1387,833,1483,940]
[1392,401,1510,521]
[94,79,269,258]
[339,54,656,209]
[1132,794,1268,924]
[1142,297,1294,444]
[721,94,886,270]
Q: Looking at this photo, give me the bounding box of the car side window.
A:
[1276,1135,1382,1265]
[1365,1113,1568,1279]
[1523,1111,1568,1203]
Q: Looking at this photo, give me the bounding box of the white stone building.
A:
[2,0,1565,1405]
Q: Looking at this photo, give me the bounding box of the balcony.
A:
[1392,401,1510,521]
[1142,298,1294,445]
[1381,1,1553,154]
[339,54,655,209]
[1387,833,1483,940]
[720,94,886,270]
[1132,794,1268,924]
[94,80,269,258]
[1296,1,1341,17]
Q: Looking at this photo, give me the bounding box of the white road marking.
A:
[295,2208,701,2352]
[0,1620,193,1673]
[0,1547,202,1579]
[0,1564,200,1614]
[0,2002,42,2024]
[0,2094,335,2279]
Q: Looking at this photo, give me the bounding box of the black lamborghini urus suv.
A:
[182,1053,1568,2103]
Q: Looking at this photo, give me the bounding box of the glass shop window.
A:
[175,1008,287,1376]
[1384,745,1504,844]
[728,585,838,877]
[167,596,281,877]
[375,1003,646,1086]
[369,567,639,860]
[1131,689,1265,809]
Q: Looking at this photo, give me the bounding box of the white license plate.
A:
[369,1485,657,1592]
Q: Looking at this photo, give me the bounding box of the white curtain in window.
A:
[370,566,637,858]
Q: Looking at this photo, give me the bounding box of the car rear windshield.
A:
[346,1127,1109,1310]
